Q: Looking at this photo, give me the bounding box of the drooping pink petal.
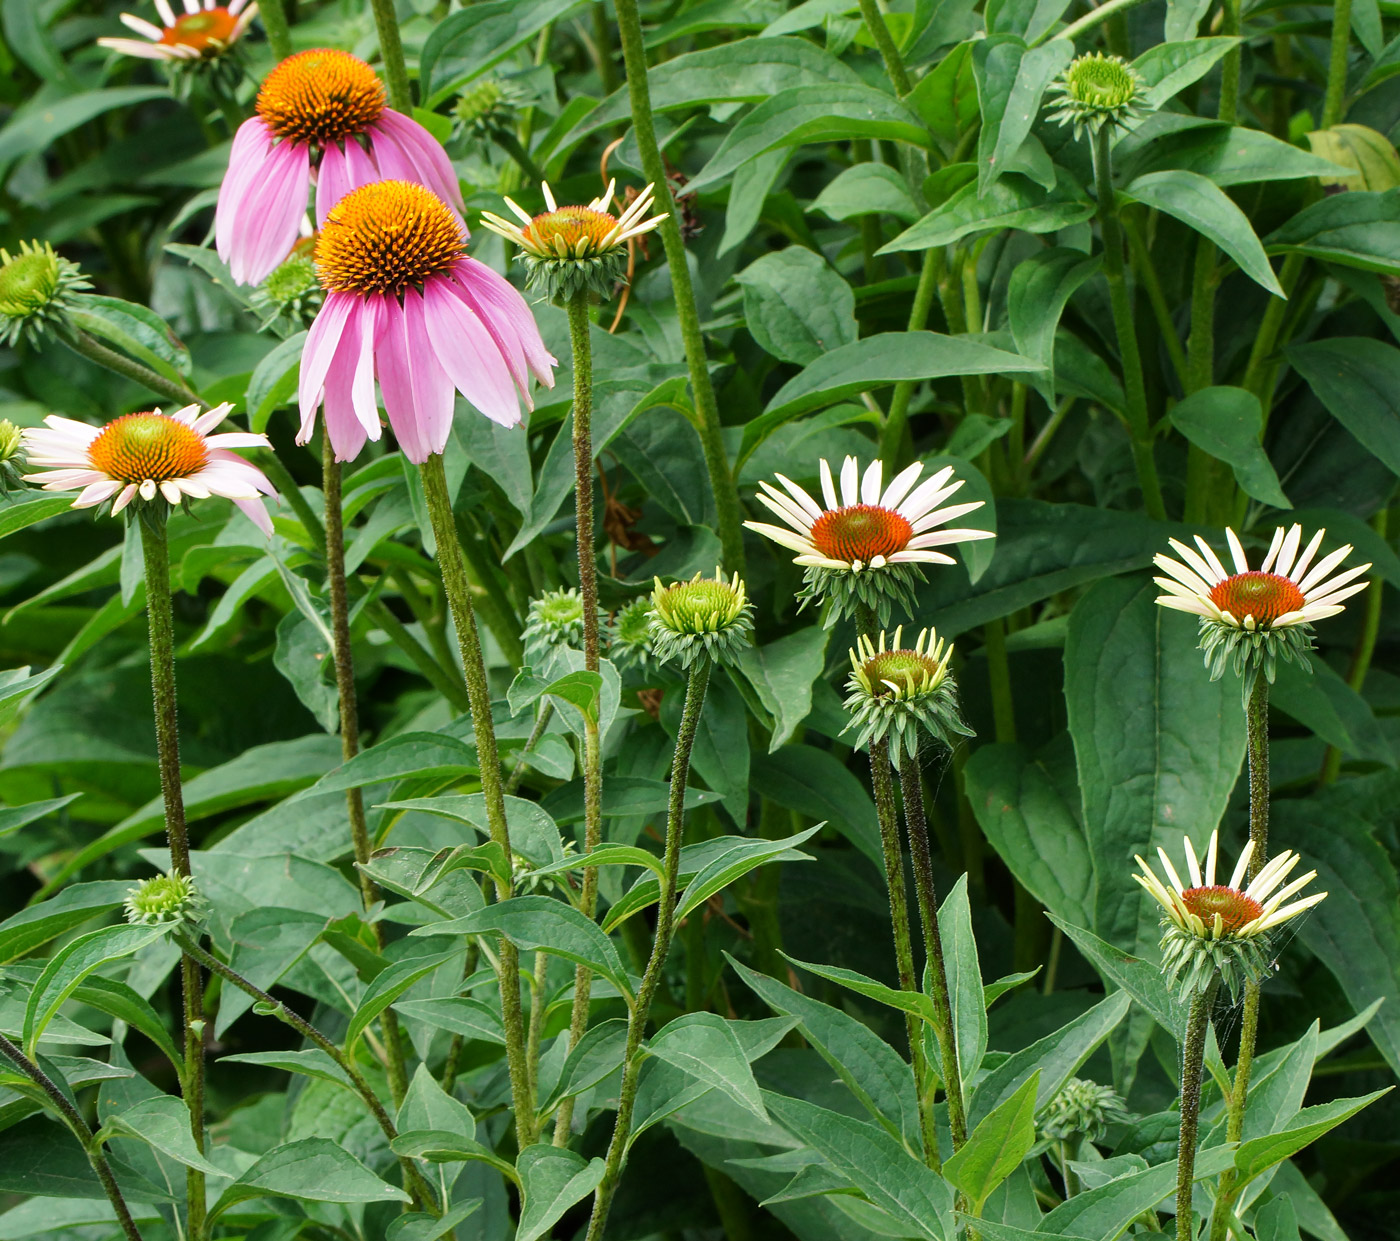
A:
[349,296,383,438]
[379,288,455,461]
[370,110,464,209]
[318,300,380,461]
[232,496,275,536]
[315,142,352,227]
[216,118,275,264]
[226,137,311,285]
[422,275,521,427]
[298,291,357,441]
[448,257,556,389]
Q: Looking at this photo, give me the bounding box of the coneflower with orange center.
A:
[745,456,993,626]
[216,48,463,286]
[98,0,257,63]
[297,180,555,463]
[1154,525,1370,692]
[1134,831,1326,999]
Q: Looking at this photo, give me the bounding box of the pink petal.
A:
[216,118,274,262]
[371,110,464,209]
[233,496,274,537]
[422,275,521,427]
[298,292,357,440]
[377,289,455,462]
[315,142,352,227]
[319,300,379,461]
[226,138,311,285]
[448,258,556,390]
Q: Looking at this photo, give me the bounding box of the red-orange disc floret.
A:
[1180,885,1264,934]
[88,414,209,484]
[523,207,618,253]
[809,505,913,565]
[256,49,386,146]
[1208,571,1306,625]
[315,181,465,297]
[159,8,240,53]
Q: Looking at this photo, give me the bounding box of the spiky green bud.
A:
[1040,1078,1131,1142]
[454,78,528,136]
[1197,618,1313,704]
[648,569,753,669]
[0,420,26,497]
[1046,53,1148,139]
[0,242,90,348]
[250,251,323,334]
[608,596,656,673]
[123,871,206,929]
[523,588,602,662]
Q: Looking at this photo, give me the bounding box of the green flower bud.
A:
[607,596,656,673]
[454,77,528,137]
[123,871,206,929]
[0,420,26,497]
[0,241,90,348]
[250,251,323,334]
[648,569,754,669]
[1040,1079,1131,1142]
[523,587,602,661]
[1046,53,1148,139]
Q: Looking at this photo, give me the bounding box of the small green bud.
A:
[1046,53,1148,139]
[648,569,754,669]
[1040,1078,1131,1142]
[124,871,205,929]
[0,419,27,497]
[608,596,656,673]
[0,241,90,348]
[523,587,601,661]
[250,251,323,333]
[454,78,528,136]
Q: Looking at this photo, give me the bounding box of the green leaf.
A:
[0,88,169,173]
[1124,170,1282,295]
[969,991,1130,1128]
[1008,248,1101,404]
[542,1018,628,1108]
[1234,1091,1391,1182]
[211,1137,411,1217]
[397,1064,475,1140]
[97,1094,222,1176]
[907,40,978,146]
[733,249,858,365]
[542,669,603,727]
[973,37,1072,195]
[729,956,920,1144]
[882,169,1093,253]
[420,0,586,106]
[760,331,1041,424]
[809,163,920,223]
[1266,187,1400,276]
[1288,337,1400,477]
[1049,916,1180,1041]
[528,844,666,882]
[676,826,819,922]
[942,1070,1039,1213]
[515,1145,607,1241]
[346,950,457,1055]
[0,881,132,964]
[689,84,928,193]
[391,1130,518,1180]
[246,332,307,433]
[2,0,73,83]
[315,733,478,792]
[274,611,338,733]
[0,793,80,841]
[414,896,632,995]
[1121,123,1346,187]
[1306,123,1400,193]
[782,953,938,1024]
[731,627,831,752]
[1270,658,1393,765]
[67,295,191,383]
[24,924,165,1054]
[751,745,883,866]
[382,793,564,867]
[1169,386,1290,508]
[1132,39,1241,108]
[386,1201,484,1241]
[0,495,80,540]
[648,1013,769,1120]
[938,875,987,1089]
[394,997,505,1046]
[64,975,183,1074]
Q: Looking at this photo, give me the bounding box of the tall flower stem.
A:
[323,435,410,1109]
[611,0,744,571]
[1177,980,1219,1241]
[554,290,605,1145]
[900,759,967,1153]
[173,935,438,1213]
[585,658,713,1241]
[881,251,943,467]
[137,514,207,1241]
[257,0,293,59]
[855,0,912,95]
[65,332,202,410]
[1207,676,1271,1239]
[1091,125,1166,522]
[1321,0,1355,129]
[369,0,414,116]
[0,1033,146,1241]
[417,452,535,1148]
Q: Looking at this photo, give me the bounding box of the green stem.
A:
[1039,0,1153,46]
[983,618,1016,744]
[65,332,202,410]
[174,935,438,1214]
[256,0,294,59]
[491,127,546,185]
[1123,217,1188,390]
[1177,980,1219,1241]
[508,702,556,796]
[450,518,525,667]
[1092,125,1166,521]
[1321,0,1355,129]
[900,758,966,1155]
[856,0,912,95]
[611,0,745,572]
[585,658,713,1241]
[323,437,410,1110]
[1241,252,1305,412]
[555,291,604,1145]
[0,1033,146,1241]
[591,1,620,95]
[369,0,413,115]
[439,942,478,1095]
[881,250,943,467]
[138,516,207,1241]
[256,451,325,552]
[418,452,535,1149]
[1059,1140,1080,1199]
[370,599,474,713]
[1245,673,1269,876]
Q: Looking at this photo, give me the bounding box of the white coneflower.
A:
[1134,831,1326,999]
[1154,525,1371,689]
[98,0,258,62]
[479,180,667,302]
[745,456,992,626]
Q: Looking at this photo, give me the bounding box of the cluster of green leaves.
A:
[0,0,1399,1238]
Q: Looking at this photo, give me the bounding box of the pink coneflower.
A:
[98,0,258,62]
[216,48,463,286]
[297,180,556,463]
[21,402,277,534]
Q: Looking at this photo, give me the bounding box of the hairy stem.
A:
[256,0,293,59]
[508,703,556,796]
[418,452,535,1148]
[138,516,207,1241]
[586,659,712,1240]
[1177,980,1219,1241]
[856,0,912,95]
[369,0,413,115]
[65,331,201,409]
[0,1033,146,1241]
[611,0,744,571]
[1321,0,1355,129]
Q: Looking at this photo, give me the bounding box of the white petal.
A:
[1274,524,1303,577]
[860,458,883,505]
[819,458,838,510]
[755,485,815,533]
[139,479,158,500]
[1225,528,1250,574]
[899,467,959,518]
[1157,846,1187,896]
[1290,528,1326,583]
[154,0,176,25]
[1193,536,1231,583]
[1156,595,1213,618]
[1183,836,1203,888]
[1260,525,1286,572]
[879,461,923,511]
[743,521,817,556]
[1153,555,1215,597]
[888,549,955,565]
[1169,537,1224,587]
[1302,560,1369,601]
[1205,831,1219,887]
[118,12,164,38]
[840,456,859,507]
[773,473,823,522]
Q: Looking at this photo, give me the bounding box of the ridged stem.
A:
[137,516,207,1241]
[65,331,201,409]
[585,658,712,1240]
[0,1033,146,1241]
[611,0,744,571]
[369,0,414,115]
[418,452,535,1149]
[256,0,293,59]
[1321,0,1354,128]
[1177,979,1219,1241]
[856,0,912,95]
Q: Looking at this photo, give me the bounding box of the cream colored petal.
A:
[1205,831,1219,887]
[743,520,816,556]
[898,467,959,517]
[1246,850,1300,901]
[860,458,883,505]
[1228,839,1255,889]
[1183,836,1203,888]
[1193,535,1231,583]
[1253,891,1326,932]
[1156,846,1187,897]
[1225,528,1250,574]
[910,500,984,533]
[819,457,839,509]
[1303,562,1370,602]
[1259,869,1318,914]
[1290,528,1326,582]
[1153,555,1214,597]
[1274,524,1303,578]
[1295,543,1351,593]
[773,473,823,521]
[840,456,859,507]
[755,486,814,533]
[1260,525,1286,572]
[1156,595,1214,617]
[880,461,923,511]
[119,12,164,37]
[1168,537,1224,587]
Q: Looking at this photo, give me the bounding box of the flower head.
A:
[216,48,463,286]
[1155,525,1370,691]
[648,569,753,669]
[0,420,26,496]
[0,241,90,348]
[249,247,322,333]
[1046,52,1148,139]
[608,597,656,673]
[523,588,601,662]
[454,78,529,138]
[98,0,258,63]
[480,180,666,301]
[124,871,206,928]
[21,402,277,535]
[1134,832,1326,999]
[1040,1079,1131,1143]
[297,180,555,463]
[843,625,970,768]
[745,456,992,627]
